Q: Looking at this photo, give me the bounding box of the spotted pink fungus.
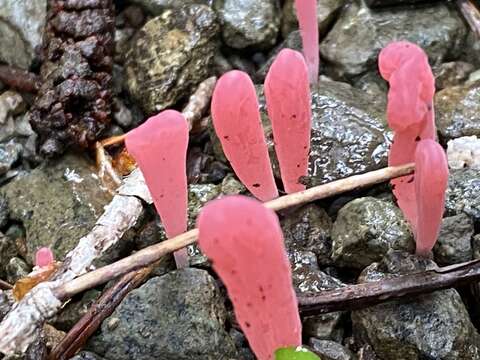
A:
[197,196,301,360]
[265,48,312,193]
[414,139,449,256]
[125,110,189,268]
[35,247,54,268]
[379,41,436,228]
[294,0,319,84]
[211,70,278,201]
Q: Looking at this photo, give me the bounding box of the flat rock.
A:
[320,2,467,78]
[2,153,112,264]
[213,0,280,49]
[126,4,219,114]
[0,0,47,69]
[352,251,480,360]
[88,268,237,360]
[331,197,414,269]
[434,213,474,265]
[436,81,480,143]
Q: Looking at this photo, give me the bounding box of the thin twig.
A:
[56,163,415,300]
[298,259,480,316]
[0,279,12,290]
[0,65,39,93]
[458,0,480,37]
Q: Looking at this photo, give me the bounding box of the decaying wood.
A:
[458,0,480,38]
[0,65,40,93]
[0,163,415,355]
[298,259,480,316]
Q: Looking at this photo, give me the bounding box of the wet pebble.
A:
[5,256,30,284]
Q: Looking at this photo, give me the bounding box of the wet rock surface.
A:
[2,153,112,263]
[309,338,356,360]
[445,168,480,223]
[331,197,414,269]
[434,213,474,265]
[436,81,480,143]
[353,251,480,360]
[0,1,47,69]
[434,61,474,90]
[320,2,467,78]
[214,0,280,49]
[126,4,219,114]
[88,268,237,360]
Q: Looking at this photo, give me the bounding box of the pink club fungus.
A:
[294,0,319,84]
[414,139,449,256]
[265,48,312,193]
[379,41,436,227]
[125,110,189,268]
[197,196,301,360]
[211,70,279,201]
[35,247,54,268]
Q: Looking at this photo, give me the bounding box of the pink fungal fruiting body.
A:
[125,110,189,268]
[211,70,279,201]
[265,48,312,193]
[197,196,301,360]
[379,41,436,228]
[35,247,54,268]
[294,0,319,84]
[414,139,449,255]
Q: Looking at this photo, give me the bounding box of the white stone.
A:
[447,136,480,170]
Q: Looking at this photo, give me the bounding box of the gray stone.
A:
[352,251,480,360]
[281,204,333,265]
[88,269,237,360]
[70,352,105,360]
[53,290,101,331]
[291,251,345,341]
[309,339,356,360]
[445,168,480,222]
[434,61,474,91]
[0,140,22,175]
[436,82,480,143]
[331,197,414,269]
[130,0,212,15]
[474,234,480,261]
[365,0,442,7]
[352,72,388,101]
[2,153,112,264]
[281,0,346,38]
[126,5,219,115]
[0,233,17,278]
[214,0,280,49]
[113,98,134,129]
[0,290,13,322]
[5,257,30,284]
[0,194,9,229]
[434,213,474,266]
[0,1,47,69]
[320,2,467,79]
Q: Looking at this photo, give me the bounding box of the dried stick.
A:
[298,259,480,315]
[0,279,12,290]
[0,163,414,355]
[458,0,480,37]
[0,65,40,93]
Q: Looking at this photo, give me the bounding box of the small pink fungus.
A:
[414,139,449,256]
[197,196,301,360]
[35,247,54,268]
[125,110,189,268]
[265,49,312,193]
[294,0,319,84]
[211,70,278,201]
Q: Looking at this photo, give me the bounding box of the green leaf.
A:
[275,346,322,360]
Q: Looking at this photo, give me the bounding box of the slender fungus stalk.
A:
[294,0,319,84]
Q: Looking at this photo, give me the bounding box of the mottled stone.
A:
[447,136,480,170]
[70,352,105,360]
[2,153,112,264]
[366,0,444,7]
[291,251,345,342]
[0,140,22,175]
[0,233,16,279]
[434,61,474,90]
[88,269,237,360]
[126,5,219,114]
[281,0,346,38]
[434,213,474,266]
[53,290,101,331]
[352,251,480,360]
[320,2,467,79]
[130,0,212,14]
[281,204,333,265]
[309,338,356,360]
[214,0,280,49]
[5,256,30,284]
[0,194,9,229]
[436,82,480,143]
[0,1,47,69]
[445,168,480,222]
[332,197,414,269]
[0,290,13,322]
